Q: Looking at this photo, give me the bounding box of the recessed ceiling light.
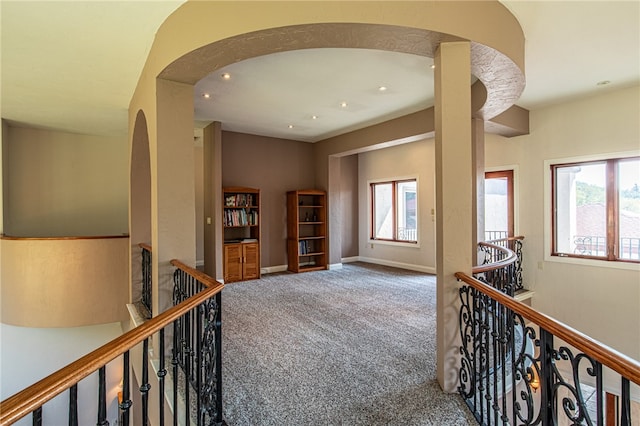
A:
[221,73,231,80]
[288,124,294,129]
[202,93,211,99]
[340,101,348,108]
[430,64,436,69]
[378,86,387,92]
[312,115,318,120]
[596,80,611,86]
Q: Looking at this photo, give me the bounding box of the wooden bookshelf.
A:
[223,187,260,282]
[287,189,327,273]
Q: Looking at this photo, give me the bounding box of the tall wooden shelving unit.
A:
[287,189,327,273]
[223,187,260,283]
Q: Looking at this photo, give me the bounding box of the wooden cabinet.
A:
[223,187,260,283]
[223,242,260,283]
[287,189,327,273]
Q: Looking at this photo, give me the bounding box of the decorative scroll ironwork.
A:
[172,267,225,425]
[141,244,152,318]
[458,273,637,426]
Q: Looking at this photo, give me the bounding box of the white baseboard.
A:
[328,263,343,270]
[341,256,360,264]
[349,256,436,274]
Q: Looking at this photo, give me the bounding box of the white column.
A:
[435,41,473,392]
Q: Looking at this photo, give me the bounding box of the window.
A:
[552,156,639,262]
[370,179,417,243]
[485,170,514,241]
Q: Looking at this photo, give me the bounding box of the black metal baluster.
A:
[197,303,203,425]
[69,384,78,426]
[491,297,498,425]
[172,319,179,426]
[595,361,603,425]
[158,329,167,426]
[141,338,151,426]
[33,407,42,426]
[484,295,490,424]
[120,351,132,426]
[621,377,631,426]
[539,329,554,425]
[215,291,224,425]
[97,366,109,426]
[185,307,192,426]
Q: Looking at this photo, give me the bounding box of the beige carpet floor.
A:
[220,262,476,425]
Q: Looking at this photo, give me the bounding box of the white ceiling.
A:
[2,1,639,140]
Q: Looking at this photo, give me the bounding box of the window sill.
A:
[545,254,640,271]
[368,239,421,249]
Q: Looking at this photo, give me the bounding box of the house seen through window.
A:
[552,156,639,262]
[371,179,417,243]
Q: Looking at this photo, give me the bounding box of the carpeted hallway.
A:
[221,262,476,425]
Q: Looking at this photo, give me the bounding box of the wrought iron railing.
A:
[456,267,640,425]
[476,236,524,294]
[170,259,225,425]
[574,235,640,260]
[139,243,152,318]
[0,261,225,426]
[397,227,417,241]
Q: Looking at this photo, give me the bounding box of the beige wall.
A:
[1,236,129,327]
[221,131,315,268]
[486,85,640,360]
[358,138,437,272]
[4,125,128,237]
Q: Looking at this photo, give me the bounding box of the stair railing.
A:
[457,253,640,425]
[0,261,224,426]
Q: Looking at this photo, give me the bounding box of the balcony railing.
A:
[0,261,224,426]
[574,235,640,260]
[457,242,640,425]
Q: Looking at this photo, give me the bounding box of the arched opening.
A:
[129,109,152,311]
[140,1,525,394]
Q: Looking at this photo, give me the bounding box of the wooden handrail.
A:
[1,235,129,240]
[473,241,518,274]
[0,278,224,425]
[170,259,219,289]
[455,271,640,385]
[138,242,152,252]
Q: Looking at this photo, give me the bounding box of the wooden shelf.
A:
[223,187,260,283]
[287,189,327,273]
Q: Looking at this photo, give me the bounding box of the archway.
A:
[129,110,152,311]
[133,1,526,393]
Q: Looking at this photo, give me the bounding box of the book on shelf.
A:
[225,193,254,207]
[224,209,258,226]
[299,240,313,255]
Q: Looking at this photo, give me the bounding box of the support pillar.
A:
[203,121,223,280]
[435,41,474,392]
[472,117,485,249]
[153,79,196,316]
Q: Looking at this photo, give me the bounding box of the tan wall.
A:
[1,236,129,327]
[4,125,128,237]
[486,85,640,361]
[358,139,437,272]
[340,155,359,258]
[221,131,315,268]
